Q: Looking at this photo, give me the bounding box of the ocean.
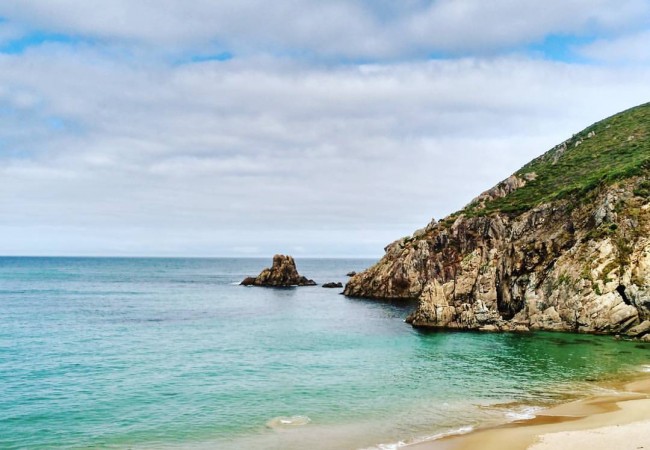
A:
[1,257,649,449]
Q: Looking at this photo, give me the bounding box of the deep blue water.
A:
[1,257,649,450]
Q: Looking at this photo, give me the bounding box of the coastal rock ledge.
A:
[344,102,650,338]
[241,254,316,287]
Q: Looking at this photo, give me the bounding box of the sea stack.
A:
[344,102,650,338]
[241,254,316,287]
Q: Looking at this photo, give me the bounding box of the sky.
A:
[1,1,650,258]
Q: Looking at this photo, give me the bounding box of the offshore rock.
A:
[344,103,650,337]
[322,282,343,288]
[241,255,316,287]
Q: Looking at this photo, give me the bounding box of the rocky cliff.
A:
[344,103,650,339]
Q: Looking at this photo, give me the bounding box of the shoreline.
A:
[407,373,650,450]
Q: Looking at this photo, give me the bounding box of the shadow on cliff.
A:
[344,295,418,308]
[343,295,419,320]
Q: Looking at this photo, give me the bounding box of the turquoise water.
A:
[1,257,649,450]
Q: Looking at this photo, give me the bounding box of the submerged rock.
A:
[241,254,316,287]
[322,282,343,288]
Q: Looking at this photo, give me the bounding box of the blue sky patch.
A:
[174,51,234,65]
[0,30,86,54]
[527,34,596,63]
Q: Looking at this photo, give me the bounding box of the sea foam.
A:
[504,406,544,421]
[266,415,312,429]
[362,426,474,450]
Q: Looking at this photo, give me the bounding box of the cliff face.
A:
[344,103,650,338]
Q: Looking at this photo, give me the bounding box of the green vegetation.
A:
[580,266,593,281]
[439,213,459,228]
[584,222,618,241]
[633,179,650,197]
[466,102,650,216]
[556,272,573,287]
[600,261,618,282]
[594,283,602,296]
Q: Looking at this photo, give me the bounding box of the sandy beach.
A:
[410,376,650,450]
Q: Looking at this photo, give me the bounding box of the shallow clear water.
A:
[1,257,648,450]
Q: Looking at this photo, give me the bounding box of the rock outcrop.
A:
[241,254,316,287]
[344,102,650,339]
[322,282,343,288]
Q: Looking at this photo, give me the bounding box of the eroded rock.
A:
[625,320,650,338]
[241,255,316,287]
[345,179,650,334]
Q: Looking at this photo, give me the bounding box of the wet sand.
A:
[409,377,650,450]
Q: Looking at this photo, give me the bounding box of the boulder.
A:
[625,320,650,338]
[240,254,316,287]
[240,277,256,286]
[346,271,357,277]
[322,282,343,288]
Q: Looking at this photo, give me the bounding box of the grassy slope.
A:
[467,102,650,216]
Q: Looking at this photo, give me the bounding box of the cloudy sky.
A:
[1,1,650,257]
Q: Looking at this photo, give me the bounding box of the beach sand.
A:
[409,377,650,450]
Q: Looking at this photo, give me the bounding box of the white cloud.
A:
[1,43,650,256]
[0,0,648,58]
[577,30,650,63]
[1,2,650,256]
[403,0,650,54]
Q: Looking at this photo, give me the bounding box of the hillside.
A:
[344,102,650,339]
[466,102,650,216]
